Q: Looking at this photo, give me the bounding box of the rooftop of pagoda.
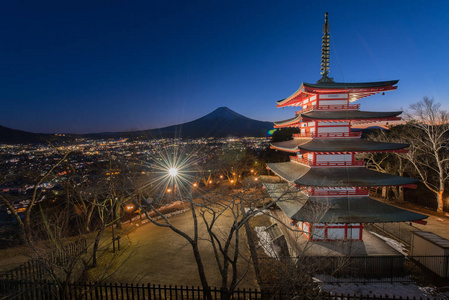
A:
[276,80,399,108]
[270,138,409,153]
[262,181,427,223]
[274,110,402,128]
[266,161,418,187]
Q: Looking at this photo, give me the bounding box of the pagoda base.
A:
[295,221,363,242]
[271,209,402,257]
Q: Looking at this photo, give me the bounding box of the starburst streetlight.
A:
[144,145,198,199]
[169,168,178,177]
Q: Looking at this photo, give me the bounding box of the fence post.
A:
[390,256,394,284]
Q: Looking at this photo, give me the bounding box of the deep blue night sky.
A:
[1,0,448,134]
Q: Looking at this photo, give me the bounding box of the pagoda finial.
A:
[318,12,334,83]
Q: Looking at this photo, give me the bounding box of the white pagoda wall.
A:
[318,93,348,100]
[316,154,352,162]
[318,99,348,106]
[317,125,350,133]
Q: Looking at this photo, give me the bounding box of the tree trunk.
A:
[436,190,444,213]
[114,203,122,229]
[90,225,105,268]
[391,186,404,202]
[191,242,212,300]
[85,205,95,233]
[399,186,404,202]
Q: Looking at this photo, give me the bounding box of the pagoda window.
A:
[316,154,351,162]
[318,121,349,126]
[318,93,348,99]
[317,126,350,134]
[318,99,348,106]
[307,153,314,161]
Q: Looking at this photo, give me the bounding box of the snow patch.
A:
[314,275,443,299]
[255,226,279,258]
[245,208,269,217]
[369,231,408,255]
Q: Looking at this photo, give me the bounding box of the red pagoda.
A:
[264,13,426,242]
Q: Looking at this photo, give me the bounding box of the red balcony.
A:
[314,160,364,167]
[293,132,361,138]
[307,188,369,197]
[291,156,365,167]
[297,104,360,114]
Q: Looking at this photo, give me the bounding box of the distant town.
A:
[0,136,270,197]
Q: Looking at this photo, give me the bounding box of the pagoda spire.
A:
[318,12,334,83]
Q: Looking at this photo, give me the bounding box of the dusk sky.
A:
[1,0,448,134]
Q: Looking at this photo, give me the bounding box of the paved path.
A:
[107,209,258,288]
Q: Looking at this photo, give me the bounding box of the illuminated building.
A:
[263,13,426,242]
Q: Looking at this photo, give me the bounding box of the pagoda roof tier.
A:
[262,182,427,223]
[266,161,418,187]
[274,110,401,128]
[301,110,402,121]
[271,138,408,153]
[276,80,398,108]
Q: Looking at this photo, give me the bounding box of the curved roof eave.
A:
[271,138,409,152]
[262,181,427,223]
[276,83,306,106]
[301,110,402,121]
[273,115,302,126]
[302,80,399,89]
[266,161,419,187]
[290,196,427,223]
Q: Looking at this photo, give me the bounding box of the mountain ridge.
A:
[0,107,274,143]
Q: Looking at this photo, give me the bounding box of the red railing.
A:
[315,160,364,167]
[297,104,360,114]
[290,156,365,167]
[307,188,369,197]
[293,132,361,138]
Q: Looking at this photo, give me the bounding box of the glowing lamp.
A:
[167,188,172,193]
[168,168,178,177]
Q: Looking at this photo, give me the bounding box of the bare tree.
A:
[216,146,257,186]
[0,151,71,244]
[365,128,411,201]
[402,97,449,212]
[134,178,280,300]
